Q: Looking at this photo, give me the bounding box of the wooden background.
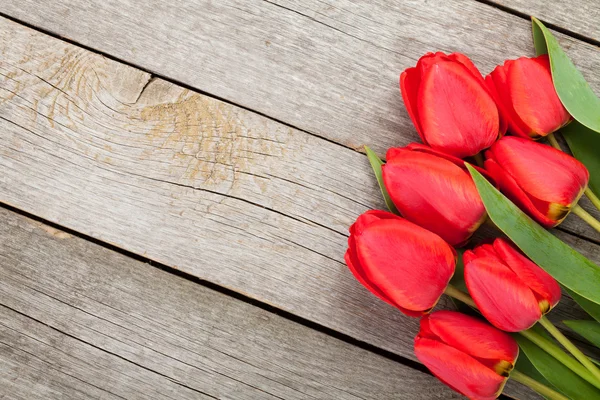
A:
[1,1,599,398]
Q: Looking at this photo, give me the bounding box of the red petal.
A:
[347,211,425,316]
[493,239,561,309]
[487,62,535,138]
[416,59,500,158]
[488,137,589,211]
[400,68,426,143]
[425,311,519,363]
[483,157,556,227]
[354,218,455,313]
[403,143,496,184]
[465,252,542,332]
[507,56,571,136]
[383,148,486,246]
[465,243,498,261]
[447,53,486,85]
[345,240,397,308]
[447,52,507,137]
[415,336,507,400]
[351,209,403,235]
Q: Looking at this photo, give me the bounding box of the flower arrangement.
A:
[347,17,600,400]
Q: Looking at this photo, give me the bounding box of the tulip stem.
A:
[538,316,600,384]
[510,370,569,400]
[572,204,600,234]
[444,285,477,308]
[585,188,600,211]
[547,132,563,151]
[519,328,600,389]
[473,152,485,168]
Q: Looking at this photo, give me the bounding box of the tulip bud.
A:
[344,210,455,316]
[485,136,589,227]
[415,311,519,400]
[400,52,504,158]
[382,143,489,246]
[486,55,571,139]
[464,238,561,332]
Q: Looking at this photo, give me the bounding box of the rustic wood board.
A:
[494,0,600,43]
[1,0,598,243]
[0,208,467,399]
[0,13,596,378]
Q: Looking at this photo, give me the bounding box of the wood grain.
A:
[494,0,600,43]
[0,208,466,399]
[0,15,425,363]
[0,13,596,380]
[1,0,598,243]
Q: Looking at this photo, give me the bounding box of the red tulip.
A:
[400,52,505,158]
[486,55,571,139]
[415,311,518,400]
[382,143,490,246]
[344,210,455,316]
[485,136,589,227]
[464,238,561,332]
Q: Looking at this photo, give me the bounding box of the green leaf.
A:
[364,146,399,215]
[515,351,554,400]
[564,320,600,348]
[532,19,548,56]
[561,121,600,195]
[532,17,600,133]
[515,335,600,399]
[567,288,600,323]
[467,165,600,305]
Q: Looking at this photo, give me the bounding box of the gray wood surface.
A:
[495,0,600,43]
[0,208,464,399]
[0,0,598,243]
[0,13,597,382]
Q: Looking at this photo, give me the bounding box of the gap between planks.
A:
[0,206,467,400]
[473,0,600,47]
[0,10,361,157]
[0,202,427,375]
[0,1,599,243]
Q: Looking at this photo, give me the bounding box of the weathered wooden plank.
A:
[0,15,421,362]
[0,208,465,399]
[0,15,596,381]
[1,0,598,242]
[494,0,600,43]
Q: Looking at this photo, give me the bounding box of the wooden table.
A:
[1,1,599,398]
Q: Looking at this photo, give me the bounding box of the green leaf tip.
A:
[531,17,600,133]
[364,146,399,215]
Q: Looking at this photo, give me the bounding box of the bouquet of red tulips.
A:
[346,18,600,400]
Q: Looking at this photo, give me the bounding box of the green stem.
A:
[510,370,569,400]
[444,285,477,308]
[572,204,600,234]
[473,152,485,168]
[547,132,563,151]
[585,188,600,211]
[519,328,600,390]
[538,316,600,383]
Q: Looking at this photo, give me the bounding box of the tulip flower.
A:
[400,52,505,158]
[382,143,490,246]
[485,136,589,228]
[486,55,571,139]
[344,210,455,316]
[415,311,518,400]
[464,238,561,332]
